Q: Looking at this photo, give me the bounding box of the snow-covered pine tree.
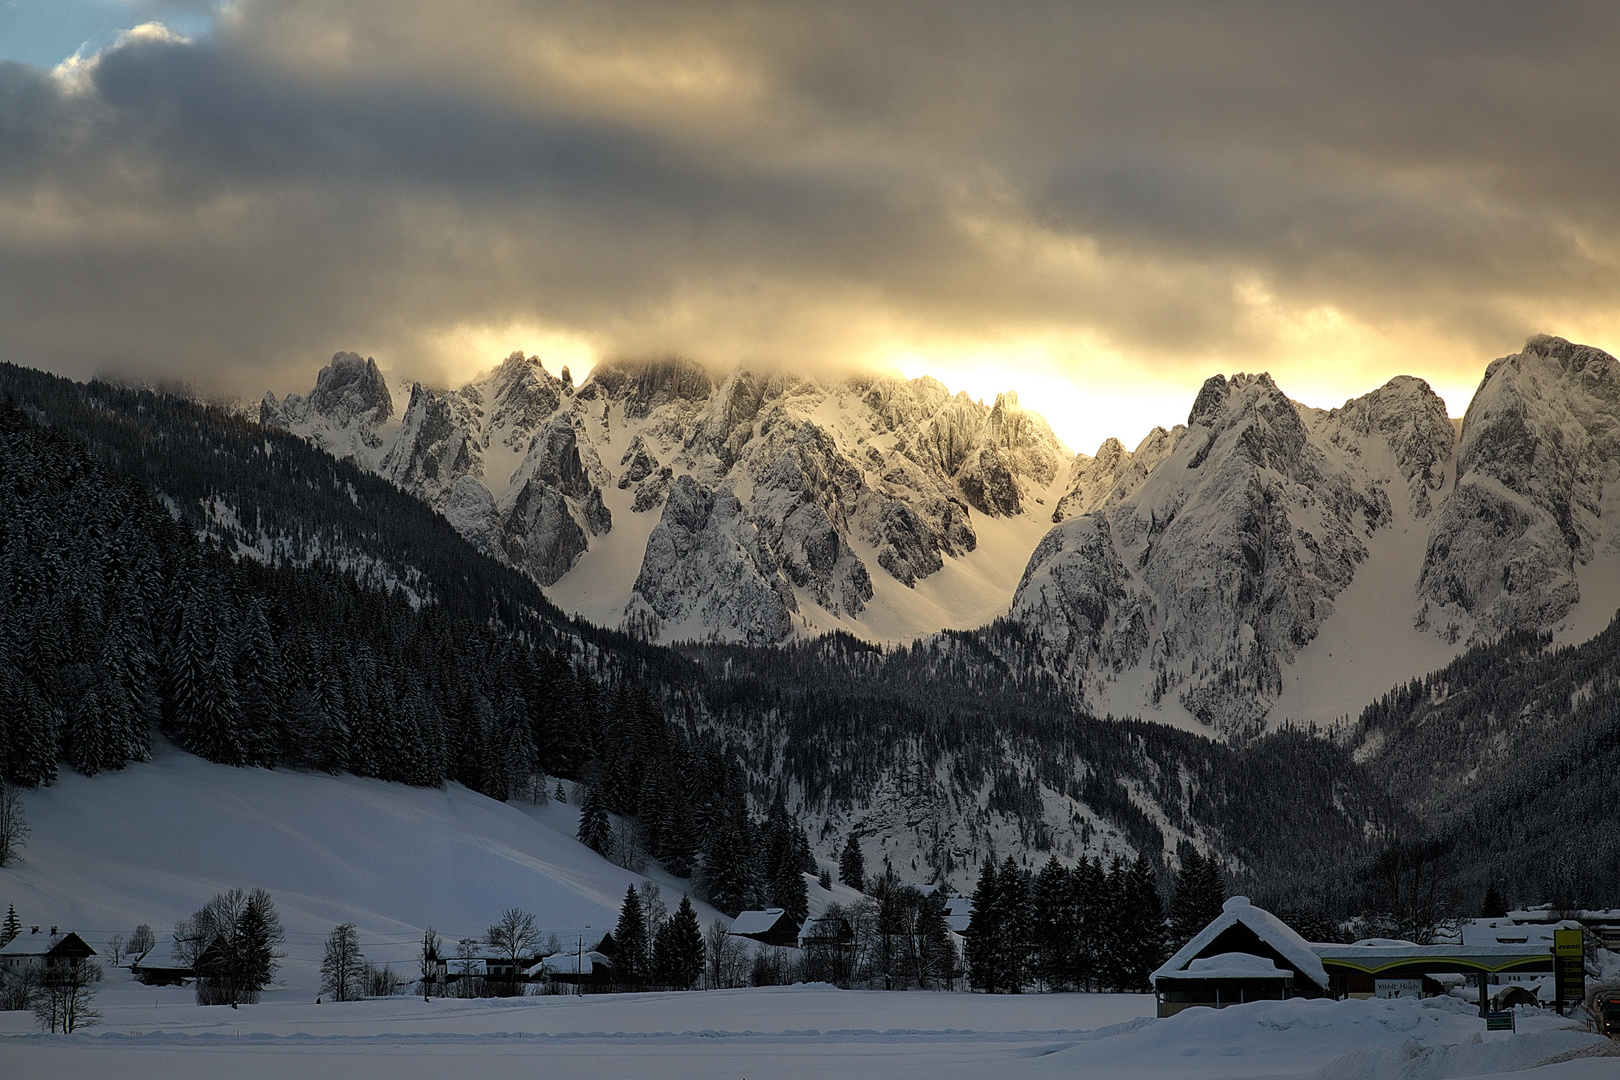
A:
[1,903,21,945]
[612,885,648,985]
[235,889,285,1002]
[996,855,1033,992]
[964,856,1000,991]
[98,615,154,767]
[1113,853,1168,991]
[698,813,759,918]
[578,785,613,857]
[838,833,865,893]
[234,602,284,767]
[66,684,108,777]
[1169,845,1225,947]
[1031,855,1075,991]
[1070,854,1104,991]
[498,692,534,800]
[653,894,704,989]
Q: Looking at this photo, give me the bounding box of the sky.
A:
[2,2,1619,452]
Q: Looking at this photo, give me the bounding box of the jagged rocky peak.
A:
[1052,426,1182,523]
[381,380,483,505]
[307,351,394,424]
[260,350,397,461]
[583,356,715,418]
[1418,335,1620,642]
[487,351,564,436]
[1013,368,1404,735]
[1318,375,1455,515]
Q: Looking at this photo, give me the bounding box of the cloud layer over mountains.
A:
[3,1,1620,416]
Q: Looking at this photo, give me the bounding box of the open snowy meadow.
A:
[3,745,1618,1079]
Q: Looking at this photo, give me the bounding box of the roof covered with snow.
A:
[729,908,794,937]
[1152,896,1328,990]
[1159,953,1291,981]
[0,930,94,959]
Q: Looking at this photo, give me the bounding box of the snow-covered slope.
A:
[265,355,1073,644]
[0,740,729,994]
[1011,337,1620,734]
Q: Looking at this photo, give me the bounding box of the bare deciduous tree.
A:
[33,957,101,1033]
[704,918,747,990]
[128,924,155,961]
[485,908,540,996]
[0,781,28,868]
[418,926,442,1001]
[320,923,364,1002]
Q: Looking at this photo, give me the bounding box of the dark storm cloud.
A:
[1,0,1618,400]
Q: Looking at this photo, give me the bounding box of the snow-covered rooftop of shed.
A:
[1152,896,1327,990]
[533,950,610,977]
[1160,953,1290,980]
[729,908,791,936]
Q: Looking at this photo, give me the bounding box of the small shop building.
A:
[1152,896,1329,1017]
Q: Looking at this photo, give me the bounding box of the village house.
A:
[0,927,97,975]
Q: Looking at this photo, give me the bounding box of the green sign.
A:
[1485,1011,1514,1031]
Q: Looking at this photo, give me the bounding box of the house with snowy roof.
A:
[1151,896,1329,1017]
[0,927,96,975]
[728,908,801,948]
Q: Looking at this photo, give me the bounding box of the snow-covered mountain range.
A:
[1013,335,1620,733]
[264,336,1620,735]
[263,353,1071,644]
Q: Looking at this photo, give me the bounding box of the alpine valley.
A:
[4,335,1620,921]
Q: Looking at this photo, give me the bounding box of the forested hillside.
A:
[0,397,791,916]
[1355,623,1620,907]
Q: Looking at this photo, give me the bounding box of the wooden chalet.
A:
[1152,897,1330,1017]
[728,908,802,948]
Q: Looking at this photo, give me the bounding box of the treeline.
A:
[964,853,1168,993]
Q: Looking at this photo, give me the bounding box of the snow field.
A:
[4,981,1616,1079]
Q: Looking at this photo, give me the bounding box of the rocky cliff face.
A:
[260,352,395,463]
[1013,370,1457,734]
[264,353,1071,642]
[1418,335,1620,642]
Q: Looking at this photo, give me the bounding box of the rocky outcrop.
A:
[630,476,798,643]
[1012,371,1455,735]
[1052,426,1182,523]
[260,352,395,463]
[1418,336,1620,641]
